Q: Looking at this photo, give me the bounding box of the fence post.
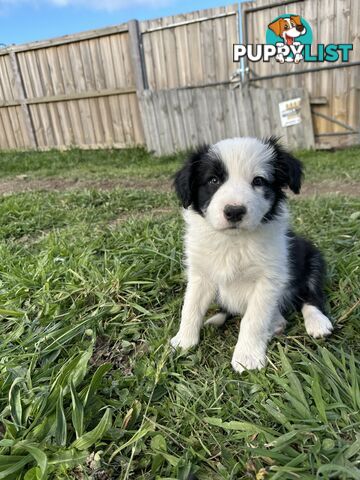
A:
[9,50,37,148]
[128,20,148,92]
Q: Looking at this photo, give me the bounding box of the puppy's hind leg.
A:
[301,248,333,338]
[302,304,333,338]
[205,310,232,327]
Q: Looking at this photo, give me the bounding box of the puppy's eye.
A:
[208,176,219,185]
[252,176,266,187]
[284,24,289,30]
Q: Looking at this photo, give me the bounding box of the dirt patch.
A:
[91,337,133,375]
[0,176,172,196]
[108,206,174,228]
[294,181,360,197]
[90,336,148,376]
[0,176,358,197]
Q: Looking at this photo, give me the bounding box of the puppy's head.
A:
[268,16,306,44]
[174,137,302,232]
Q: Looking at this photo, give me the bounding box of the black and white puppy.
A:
[171,137,333,373]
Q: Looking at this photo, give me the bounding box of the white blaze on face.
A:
[205,138,275,232]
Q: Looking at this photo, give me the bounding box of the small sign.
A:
[279,97,302,127]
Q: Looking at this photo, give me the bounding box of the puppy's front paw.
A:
[170,331,199,350]
[231,343,266,374]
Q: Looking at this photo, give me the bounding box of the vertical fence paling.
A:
[8,51,37,148]
[128,20,148,92]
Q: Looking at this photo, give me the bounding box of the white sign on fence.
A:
[279,97,302,127]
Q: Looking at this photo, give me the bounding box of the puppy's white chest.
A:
[216,255,260,314]
[218,281,253,315]
[209,246,248,281]
[204,243,262,315]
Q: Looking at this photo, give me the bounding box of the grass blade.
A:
[82,363,111,408]
[55,387,67,447]
[70,381,84,439]
[8,378,24,430]
[15,443,48,480]
[0,454,32,478]
[71,407,112,450]
[310,370,327,423]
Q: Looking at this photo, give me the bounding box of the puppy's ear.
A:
[267,136,303,194]
[174,145,210,208]
[290,15,301,26]
[174,160,192,208]
[268,19,282,36]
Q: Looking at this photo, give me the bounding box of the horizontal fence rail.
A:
[0,24,130,54]
[0,88,138,108]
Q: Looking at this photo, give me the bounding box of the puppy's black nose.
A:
[224,205,247,222]
[296,25,304,32]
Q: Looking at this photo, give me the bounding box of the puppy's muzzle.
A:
[224,205,247,223]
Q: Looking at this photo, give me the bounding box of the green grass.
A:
[0,189,175,240]
[0,145,359,183]
[299,147,360,183]
[0,147,359,479]
[0,148,183,181]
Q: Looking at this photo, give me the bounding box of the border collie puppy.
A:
[171,137,332,373]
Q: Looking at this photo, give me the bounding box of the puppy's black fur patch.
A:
[262,136,303,222]
[267,136,303,194]
[218,235,327,322]
[174,145,228,214]
[286,232,327,313]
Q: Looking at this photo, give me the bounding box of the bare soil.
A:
[0,176,358,197]
[294,181,359,197]
[108,207,174,228]
[0,177,170,196]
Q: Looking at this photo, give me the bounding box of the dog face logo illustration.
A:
[268,15,306,46]
[266,14,312,63]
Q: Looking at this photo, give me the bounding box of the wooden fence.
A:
[139,85,314,153]
[0,0,358,152]
[140,4,238,89]
[0,4,239,151]
[0,24,144,150]
[241,0,360,148]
